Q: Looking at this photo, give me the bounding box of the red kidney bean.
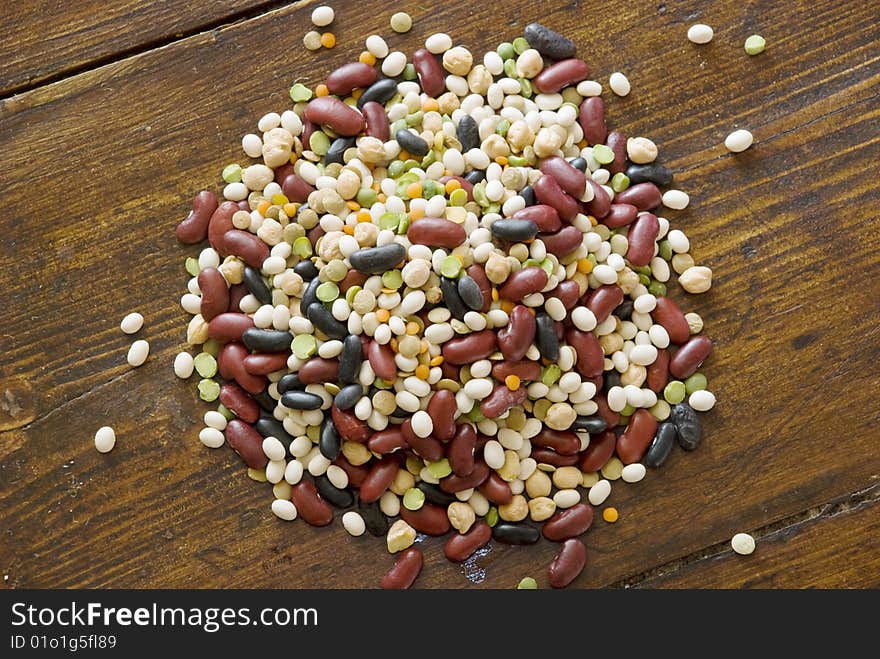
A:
[543,503,595,541]
[358,456,400,503]
[603,203,638,228]
[586,285,624,325]
[290,481,333,527]
[583,179,611,218]
[281,173,315,203]
[513,204,562,233]
[625,212,659,267]
[207,201,238,252]
[444,521,492,562]
[549,279,580,310]
[407,217,466,249]
[427,389,457,442]
[228,283,248,312]
[208,313,255,342]
[480,384,527,419]
[606,130,627,174]
[499,267,548,302]
[539,156,586,199]
[534,173,580,222]
[439,175,474,201]
[579,429,616,472]
[478,473,513,505]
[225,419,268,469]
[578,97,606,146]
[304,97,365,136]
[176,190,218,244]
[566,328,604,378]
[615,182,662,211]
[533,427,580,455]
[368,427,408,454]
[491,360,541,382]
[540,226,582,257]
[307,224,326,248]
[326,62,377,96]
[531,447,580,467]
[412,48,445,97]
[274,163,294,184]
[197,268,229,322]
[533,58,590,94]
[400,502,451,535]
[497,305,536,361]
[646,348,670,392]
[594,396,620,429]
[222,230,270,269]
[651,297,690,345]
[301,117,316,149]
[669,336,713,379]
[219,383,260,423]
[218,342,266,394]
[401,418,444,461]
[448,424,477,477]
[243,352,290,376]
[381,548,423,589]
[465,264,492,312]
[616,409,658,464]
[548,538,587,588]
[439,361,460,381]
[442,330,497,364]
[333,455,369,488]
[440,460,490,492]
[297,357,339,385]
[331,405,370,443]
[366,340,396,380]
[339,269,369,293]
[361,100,390,141]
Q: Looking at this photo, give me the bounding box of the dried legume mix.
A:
[173,16,721,589]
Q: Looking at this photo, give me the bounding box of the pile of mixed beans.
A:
[173,17,717,589]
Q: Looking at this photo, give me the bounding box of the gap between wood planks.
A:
[0,0,301,100]
[610,481,880,588]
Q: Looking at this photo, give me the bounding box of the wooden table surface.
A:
[1,0,878,590]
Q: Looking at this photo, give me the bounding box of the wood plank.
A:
[632,484,880,588]
[0,0,279,96]
[1,0,879,589]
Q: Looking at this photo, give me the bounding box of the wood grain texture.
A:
[1,0,879,589]
[0,0,278,96]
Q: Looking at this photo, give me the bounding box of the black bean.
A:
[571,415,607,434]
[358,498,389,536]
[252,390,276,413]
[464,169,486,185]
[492,522,540,545]
[457,275,484,311]
[615,299,634,321]
[417,482,457,507]
[277,373,303,393]
[626,163,673,187]
[671,403,703,451]
[456,115,480,152]
[524,23,577,60]
[324,136,356,166]
[440,276,468,321]
[535,313,560,361]
[280,390,324,410]
[603,370,621,392]
[334,383,364,410]
[242,266,272,304]
[348,243,406,275]
[315,475,354,509]
[569,157,588,172]
[306,302,347,340]
[520,184,536,207]
[255,415,294,444]
[338,335,363,385]
[318,418,341,460]
[242,328,293,353]
[490,218,539,242]
[644,422,677,467]
[396,129,429,157]
[300,276,321,311]
[293,260,320,281]
[357,78,398,108]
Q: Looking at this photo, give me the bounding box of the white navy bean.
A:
[725,129,754,153]
[662,189,690,210]
[342,511,366,536]
[284,459,304,484]
[588,479,611,505]
[553,489,581,509]
[732,532,756,555]
[174,352,194,379]
[609,72,631,96]
[199,427,225,448]
[204,411,228,431]
[120,312,144,334]
[621,463,646,483]
[687,24,714,44]
[689,390,717,411]
[94,426,116,453]
[127,340,150,367]
[272,499,298,521]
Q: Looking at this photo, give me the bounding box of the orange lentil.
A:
[603,507,619,523]
[577,258,594,274]
[429,355,444,366]
[359,51,377,65]
[351,89,363,101]
[346,200,360,211]
[419,340,429,354]
[389,337,398,351]
[256,200,272,216]
[320,32,336,48]
[376,193,387,203]
[283,203,298,217]
[315,83,330,97]
[444,179,461,194]
[398,150,411,161]
[409,206,425,220]
[415,364,430,380]
[405,182,422,198]
[375,309,390,323]
[406,322,421,335]
[504,375,521,390]
[587,214,598,227]
[343,225,355,235]
[495,156,508,166]
[500,300,515,314]
[381,288,398,295]
[422,98,440,112]
[491,288,499,301]
[271,193,289,206]
[356,210,372,223]
[443,169,453,177]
